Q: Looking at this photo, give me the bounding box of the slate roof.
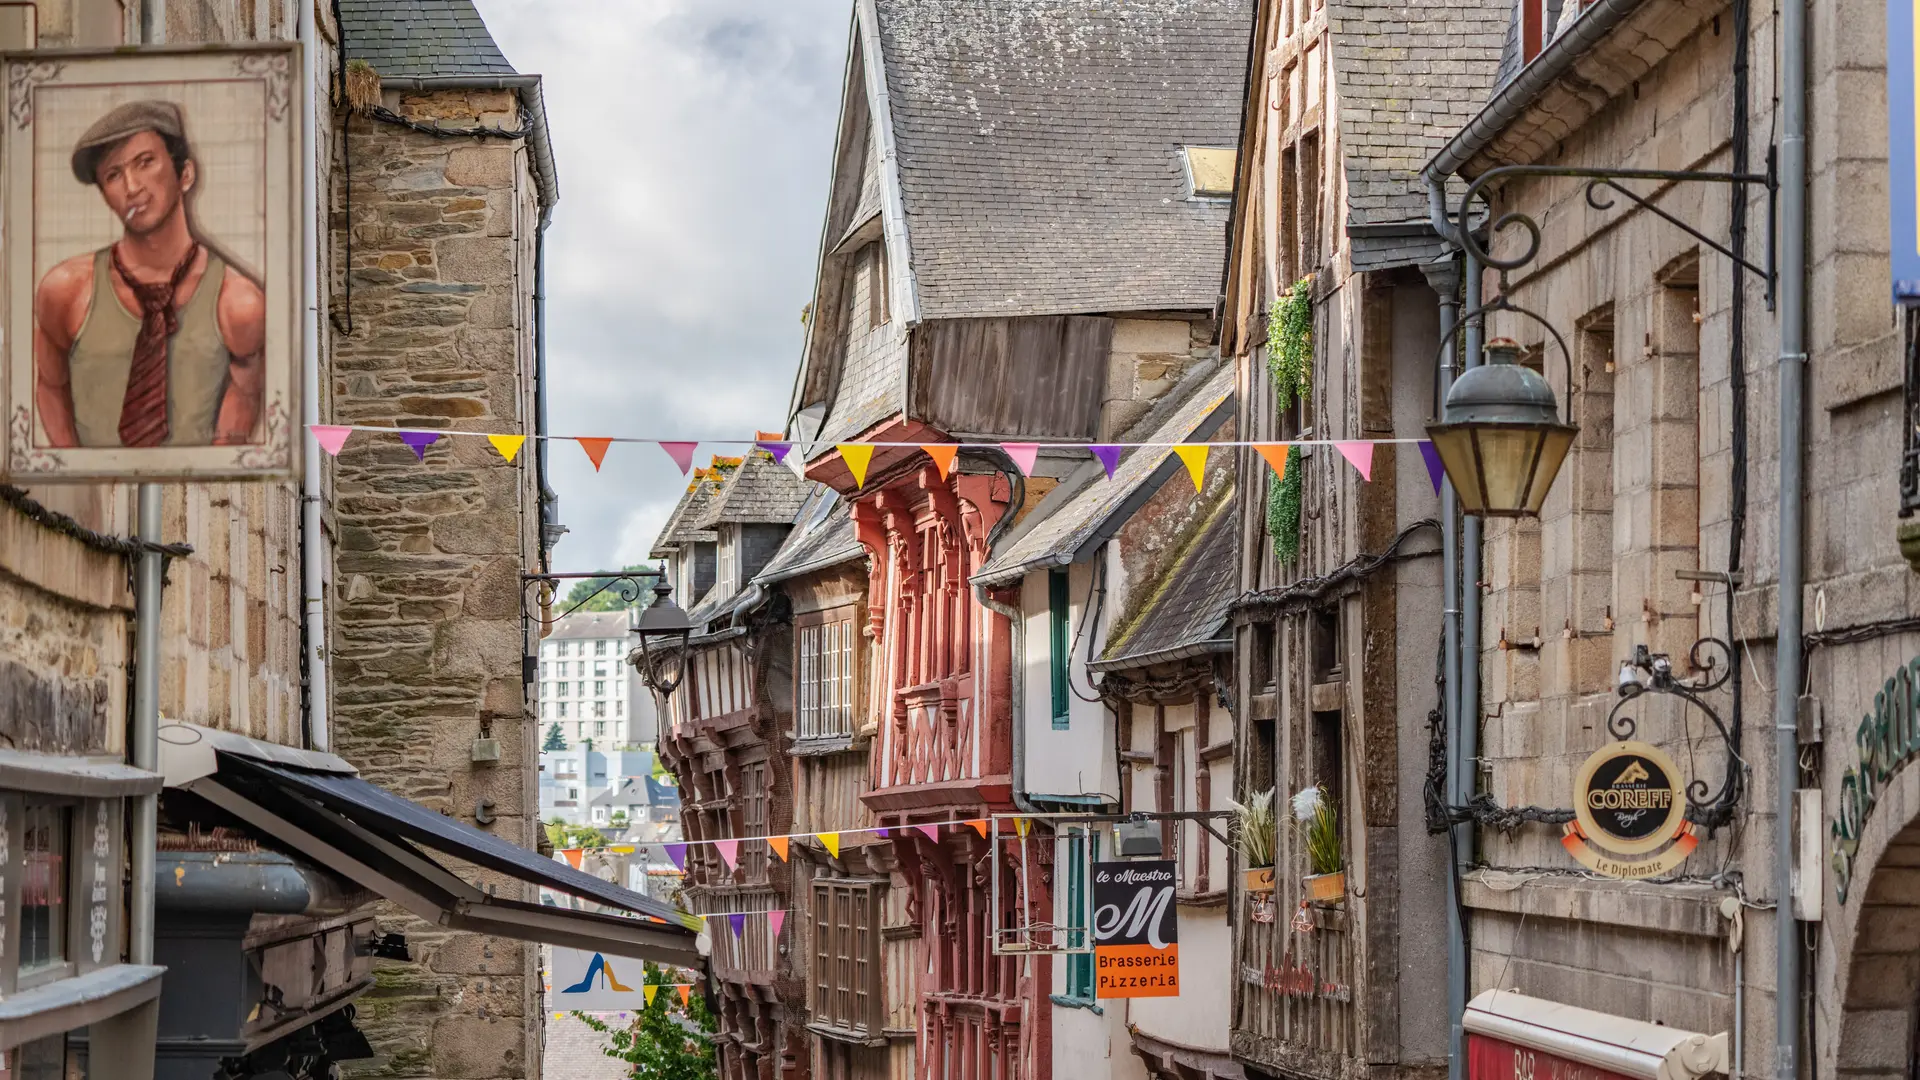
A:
[647,466,732,559]
[972,363,1235,587]
[753,488,866,586]
[695,451,814,528]
[1326,0,1511,227]
[546,611,630,641]
[338,0,518,79]
[1093,492,1239,671]
[872,0,1251,319]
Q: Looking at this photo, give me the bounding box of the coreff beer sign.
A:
[1560,741,1698,879]
[1092,860,1178,998]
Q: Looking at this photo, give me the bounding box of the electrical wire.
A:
[0,485,192,562]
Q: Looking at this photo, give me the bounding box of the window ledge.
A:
[0,964,164,1050]
[806,1020,888,1048]
[1049,994,1103,1015]
[792,734,860,757]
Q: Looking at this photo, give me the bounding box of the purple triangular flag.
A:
[1418,440,1445,495]
[663,843,687,871]
[873,827,889,838]
[728,913,746,937]
[1089,445,1122,479]
[398,431,440,460]
[757,441,792,463]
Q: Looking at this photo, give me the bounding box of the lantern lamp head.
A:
[632,575,692,696]
[1426,337,1577,517]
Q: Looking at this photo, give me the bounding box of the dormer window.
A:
[1184,146,1237,199]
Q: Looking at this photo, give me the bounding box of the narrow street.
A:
[0,0,1901,1079]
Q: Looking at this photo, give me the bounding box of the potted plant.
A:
[1292,786,1345,903]
[1231,788,1278,894]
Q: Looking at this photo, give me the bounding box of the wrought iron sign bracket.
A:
[1605,639,1746,829]
[519,568,662,630]
[1455,159,1778,311]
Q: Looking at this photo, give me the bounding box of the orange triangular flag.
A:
[578,437,613,471]
[818,832,841,858]
[1174,444,1209,491]
[677,985,691,1006]
[839,444,874,488]
[768,836,790,862]
[966,820,989,838]
[1255,443,1290,478]
[923,444,958,480]
[561,848,583,869]
[488,434,526,462]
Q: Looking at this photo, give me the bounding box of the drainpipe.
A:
[298,0,328,754]
[1459,254,1484,868]
[1773,0,1808,1073]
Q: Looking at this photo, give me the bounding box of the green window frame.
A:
[1049,569,1071,729]
[1065,829,1098,1001]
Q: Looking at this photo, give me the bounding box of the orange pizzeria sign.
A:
[1092,860,1178,998]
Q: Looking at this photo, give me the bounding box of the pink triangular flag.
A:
[1335,442,1375,481]
[311,425,352,456]
[1001,443,1039,476]
[915,824,941,842]
[714,839,739,870]
[768,910,786,939]
[659,441,699,474]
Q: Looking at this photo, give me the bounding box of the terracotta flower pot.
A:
[1244,866,1276,894]
[1303,869,1346,903]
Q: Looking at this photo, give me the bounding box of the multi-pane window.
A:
[595,680,606,696]
[810,881,881,1034]
[798,613,857,738]
[596,641,607,656]
[575,682,584,697]
[741,762,769,880]
[596,721,606,736]
[615,700,624,716]
[557,702,568,718]
[594,702,607,718]
[21,801,68,975]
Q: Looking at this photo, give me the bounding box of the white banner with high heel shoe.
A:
[549,945,654,1013]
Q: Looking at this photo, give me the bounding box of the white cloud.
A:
[471,0,848,572]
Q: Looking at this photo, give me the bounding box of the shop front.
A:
[1463,992,1728,1080]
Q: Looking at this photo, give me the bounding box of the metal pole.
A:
[1433,261,1465,1080]
[298,0,328,751]
[1773,0,1808,1071]
[1458,252,1484,859]
[129,485,162,966]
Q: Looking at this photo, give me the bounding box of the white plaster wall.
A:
[1128,906,1233,1052]
[1021,562,1120,802]
[1048,986,1152,1080]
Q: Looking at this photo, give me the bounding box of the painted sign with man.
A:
[2,46,301,480]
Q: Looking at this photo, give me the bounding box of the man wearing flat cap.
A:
[32,99,266,448]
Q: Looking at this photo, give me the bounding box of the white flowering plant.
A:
[1230,788,1277,868]
[1291,785,1342,877]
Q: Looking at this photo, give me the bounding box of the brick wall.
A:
[328,87,543,1080]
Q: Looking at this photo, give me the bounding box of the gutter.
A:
[376,74,560,211]
[1421,0,1650,183]
[1086,637,1230,675]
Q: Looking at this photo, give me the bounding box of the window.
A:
[741,762,769,880]
[615,700,624,716]
[594,702,607,718]
[575,682,584,697]
[21,801,68,975]
[557,702,568,718]
[810,881,881,1034]
[596,721,606,736]
[594,663,607,677]
[798,613,857,738]
[868,243,890,329]
[596,641,608,656]
[595,680,606,696]
[4,1033,73,1080]
[1063,829,1099,1000]
[1049,569,1071,729]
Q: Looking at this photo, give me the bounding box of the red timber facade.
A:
[650,451,814,1080]
[783,5,1251,1080]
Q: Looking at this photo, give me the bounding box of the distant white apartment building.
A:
[537,609,657,748]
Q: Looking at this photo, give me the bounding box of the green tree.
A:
[544,818,607,851]
[572,963,716,1080]
[542,723,567,752]
[565,564,655,612]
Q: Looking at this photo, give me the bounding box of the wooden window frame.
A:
[797,609,858,739]
[809,879,882,1036]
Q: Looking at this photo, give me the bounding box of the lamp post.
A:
[1426,337,1577,517]
[632,576,692,696]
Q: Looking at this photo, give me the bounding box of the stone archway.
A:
[1831,758,1920,1076]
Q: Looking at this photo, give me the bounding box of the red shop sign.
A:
[1467,1033,1637,1080]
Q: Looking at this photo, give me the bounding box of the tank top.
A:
[67,247,233,447]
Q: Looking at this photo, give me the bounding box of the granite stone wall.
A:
[328,87,543,1080]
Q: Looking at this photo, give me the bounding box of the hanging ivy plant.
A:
[1266,277,1314,411]
[1266,444,1303,564]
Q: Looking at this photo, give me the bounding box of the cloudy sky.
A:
[471,0,849,574]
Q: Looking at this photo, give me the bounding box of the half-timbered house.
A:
[784,6,1253,1080]
[1217,0,1506,1075]
[649,451,813,1080]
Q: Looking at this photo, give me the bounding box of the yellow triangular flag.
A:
[838,444,874,489]
[818,832,841,858]
[768,836,790,862]
[1014,817,1031,838]
[1254,443,1290,478]
[1174,444,1209,491]
[643,984,659,1005]
[487,434,526,462]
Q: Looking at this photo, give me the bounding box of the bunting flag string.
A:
[582,814,1085,865]
[578,437,614,471]
[1173,444,1209,491]
[1001,443,1040,476]
[488,434,526,463]
[923,443,959,480]
[817,832,841,858]
[677,985,692,1006]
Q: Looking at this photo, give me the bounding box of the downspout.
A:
[299,0,328,753]
[536,210,561,556]
[1773,0,1808,1074]
[967,450,1036,814]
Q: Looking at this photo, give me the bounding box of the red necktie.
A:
[111,243,200,447]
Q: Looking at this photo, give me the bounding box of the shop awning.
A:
[1464,990,1729,1080]
[160,724,704,968]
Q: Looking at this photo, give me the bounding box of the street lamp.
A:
[1427,338,1577,517]
[632,577,692,696]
